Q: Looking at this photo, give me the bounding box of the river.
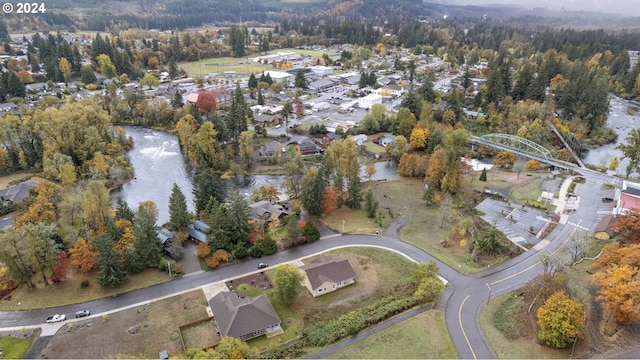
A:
[581,95,640,173]
[112,126,400,225]
[111,127,195,225]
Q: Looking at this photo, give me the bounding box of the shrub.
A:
[233,246,248,260]
[249,245,263,258]
[302,221,321,243]
[257,235,278,255]
[80,280,90,288]
[205,255,220,269]
[197,242,211,258]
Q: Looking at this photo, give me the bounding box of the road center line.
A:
[459,294,477,360]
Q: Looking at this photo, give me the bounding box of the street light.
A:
[486,282,492,304]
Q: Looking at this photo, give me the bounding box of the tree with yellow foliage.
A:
[410,127,429,150]
[536,290,585,349]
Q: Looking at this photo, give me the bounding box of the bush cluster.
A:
[303,294,423,346]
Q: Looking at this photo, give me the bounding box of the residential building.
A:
[297,139,320,155]
[379,133,396,147]
[187,220,210,244]
[350,134,368,146]
[259,141,284,158]
[249,200,289,221]
[299,255,356,297]
[209,292,282,341]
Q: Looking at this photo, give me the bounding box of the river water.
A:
[112,126,400,225]
[581,95,640,173]
[111,127,195,225]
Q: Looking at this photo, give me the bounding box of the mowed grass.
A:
[322,206,391,234]
[0,269,171,310]
[328,310,457,359]
[0,335,33,359]
[510,177,553,209]
[179,57,271,77]
[480,291,570,359]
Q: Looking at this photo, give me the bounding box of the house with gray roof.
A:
[187,220,209,244]
[259,141,283,158]
[0,182,37,204]
[209,291,282,341]
[299,254,356,297]
[249,200,289,221]
[379,133,396,147]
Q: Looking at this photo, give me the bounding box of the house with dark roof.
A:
[187,220,210,244]
[259,141,283,158]
[249,200,289,221]
[209,291,282,341]
[157,228,179,258]
[299,255,356,297]
[0,182,37,204]
[297,139,320,155]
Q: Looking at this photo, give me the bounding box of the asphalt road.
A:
[0,167,615,359]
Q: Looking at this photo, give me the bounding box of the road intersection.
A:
[0,167,615,359]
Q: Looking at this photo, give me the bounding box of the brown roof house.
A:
[299,255,356,297]
[209,291,282,341]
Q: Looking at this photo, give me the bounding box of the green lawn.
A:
[510,177,553,209]
[0,269,171,310]
[362,141,386,155]
[327,310,457,359]
[0,335,33,359]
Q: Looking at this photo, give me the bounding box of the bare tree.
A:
[565,230,588,266]
[539,250,566,278]
[439,192,453,229]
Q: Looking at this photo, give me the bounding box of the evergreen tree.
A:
[363,188,379,218]
[301,221,320,243]
[225,189,252,247]
[168,58,179,80]
[228,83,247,149]
[133,205,162,268]
[169,183,190,230]
[192,162,224,214]
[479,168,487,181]
[301,163,328,216]
[257,90,265,105]
[171,91,184,109]
[248,73,257,89]
[80,65,97,85]
[95,228,127,287]
[294,70,308,89]
[7,71,25,98]
[115,198,135,222]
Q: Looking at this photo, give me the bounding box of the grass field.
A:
[510,177,553,210]
[327,310,457,359]
[0,335,33,359]
[0,268,171,310]
[179,48,338,77]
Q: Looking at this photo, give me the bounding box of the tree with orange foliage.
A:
[196,91,217,113]
[69,238,99,273]
[592,244,640,324]
[609,208,640,245]
[322,185,338,215]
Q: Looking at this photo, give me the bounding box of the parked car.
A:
[75,310,91,318]
[46,314,66,323]
[257,262,269,269]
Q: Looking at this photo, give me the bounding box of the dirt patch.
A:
[226,272,274,292]
[36,290,210,358]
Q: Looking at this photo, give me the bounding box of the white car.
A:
[46,314,66,323]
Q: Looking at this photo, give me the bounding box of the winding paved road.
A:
[0,167,615,359]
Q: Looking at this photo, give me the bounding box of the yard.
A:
[0,264,173,311]
[37,290,210,359]
[327,310,457,359]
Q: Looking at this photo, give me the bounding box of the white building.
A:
[309,65,333,77]
[263,71,293,85]
[358,94,383,109]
